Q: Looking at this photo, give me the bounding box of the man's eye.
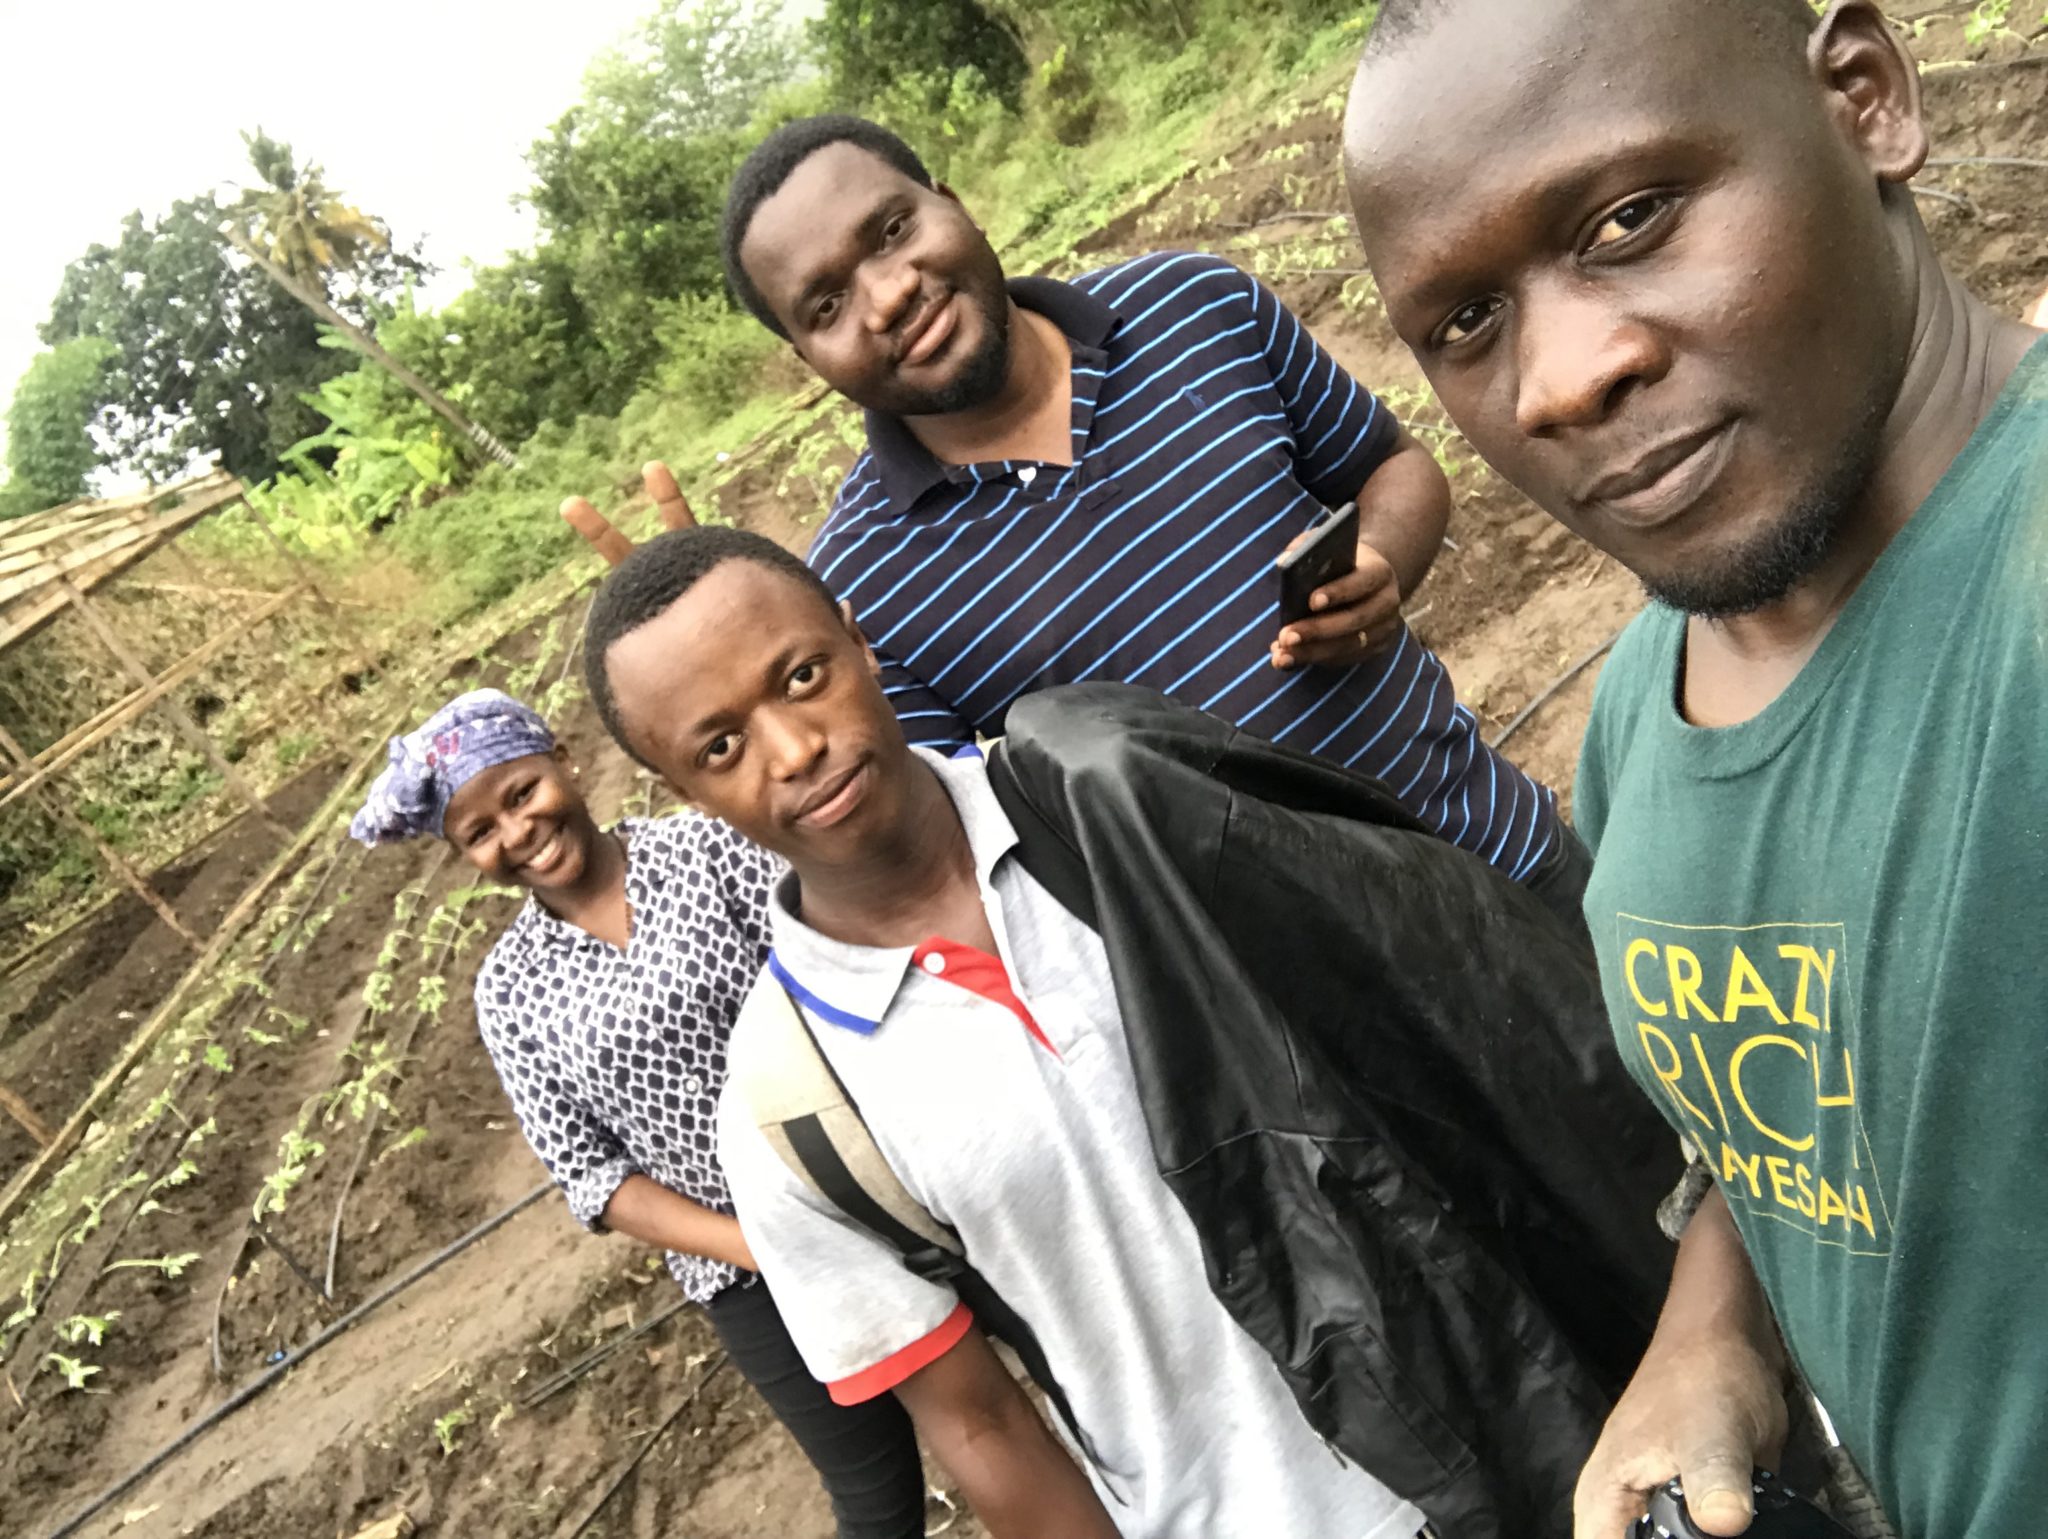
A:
[789,661,824,696]
[702,733,738,768]
[883,213,910,243]
[1437,297,1503,346]
[1589,195,1671,251]
[814,294,842,326]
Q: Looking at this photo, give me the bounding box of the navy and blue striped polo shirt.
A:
[807,250,1560,880]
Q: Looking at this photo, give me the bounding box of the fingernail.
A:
[1311,595,1326,611]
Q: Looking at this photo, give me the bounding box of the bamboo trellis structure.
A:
[0,468,364,1145]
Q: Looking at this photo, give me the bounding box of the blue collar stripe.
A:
[767,951,882,1036]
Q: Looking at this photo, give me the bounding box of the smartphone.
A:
[1275,502,1360,626]
[1632,1472,1854,1539]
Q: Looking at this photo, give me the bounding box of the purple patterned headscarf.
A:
[349,689,556,845]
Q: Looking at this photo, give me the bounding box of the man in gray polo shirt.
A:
[584,530,1434,1537]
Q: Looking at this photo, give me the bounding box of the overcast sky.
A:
[0,0,695,462]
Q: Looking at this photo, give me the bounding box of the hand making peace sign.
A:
[560,460,698,568]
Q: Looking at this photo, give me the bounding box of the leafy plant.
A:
[414,974,448,1018]
[44,1352,101,1392]
[273,730,319,770]
[433,1404,474,1456]
[202,1043,234,1075]
[254,1127,327,1220]
[3,1269,44,1338]
[102,1252,203,1280]
[323,1041,405,1125]
[375,1126,431,1165]
[57,1312,121,1347]
[1,336,116,516]
[69,1171,148,1247]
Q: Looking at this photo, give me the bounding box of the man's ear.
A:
[1811,0,1928,184]
[841,599,883,678]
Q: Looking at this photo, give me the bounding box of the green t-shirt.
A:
[1577,337,2048,1537]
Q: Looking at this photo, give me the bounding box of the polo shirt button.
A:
[683,1074,703,1095]
[922,952,948,976]
[1018,466,1038,486]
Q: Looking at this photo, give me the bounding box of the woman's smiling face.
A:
[442,751,603,894]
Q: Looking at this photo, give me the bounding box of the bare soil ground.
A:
[1,19,2040,1539]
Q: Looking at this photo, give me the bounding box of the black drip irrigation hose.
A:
[45,1182,552,1539]
[1486,629,1624,751]
[556,1353,730,1539]
[519,1294,694,1410]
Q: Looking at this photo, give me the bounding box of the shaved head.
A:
[1362,0,1819,58]
[1345,0,1929,615]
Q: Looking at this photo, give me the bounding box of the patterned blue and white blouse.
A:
[473,812,779,1303]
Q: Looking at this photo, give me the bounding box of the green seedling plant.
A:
[291,890,349,952]
[535,676,582,721]
[44,1352,100,1392]
[56,1311,120,1347]
[374,1126,430,1166]
[69,1171,149,1248]
[255,1126,327,1220]
[2,1268,45,1351]
[133,1156,200,1222]
[434,1404,474,1456]
[322,1040,407,1127]
[102,1252,202,1281]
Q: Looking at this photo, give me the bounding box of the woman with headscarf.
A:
[351,689,926,1538]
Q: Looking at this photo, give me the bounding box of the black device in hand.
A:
[1630,1469,1854,1539]
[1275,501,1361,626]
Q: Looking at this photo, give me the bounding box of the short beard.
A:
[1641,403,1888,619]
[891,284,1011,417]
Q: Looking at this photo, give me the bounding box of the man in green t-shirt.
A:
[1343,0,2047,1535]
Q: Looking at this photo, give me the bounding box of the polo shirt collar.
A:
[765,747,1017,1035]
[863,275,1122,512]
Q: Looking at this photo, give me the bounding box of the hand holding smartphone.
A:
[1275,502,1361,626]
[1630,1470,1855,1539]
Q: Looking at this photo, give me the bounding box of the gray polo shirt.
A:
[718,749,1423,1539]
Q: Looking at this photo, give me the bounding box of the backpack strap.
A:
[737,977,962,1260]
[734,973,1107,1479]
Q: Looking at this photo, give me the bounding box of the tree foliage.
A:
[812,0,1028,117]
[41,193,423,484]
[518,0,801,399]
[0,337,115,518]
[227,130,389,291]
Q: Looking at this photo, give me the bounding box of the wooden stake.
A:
[0,711,408,1232]
[0,1082,54,1148]
[0,721,204,954]
[0,586,303,814]
[56,574,287,834]
[237,497,349,627]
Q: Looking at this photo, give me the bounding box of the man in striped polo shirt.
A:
[719,114,1579,896]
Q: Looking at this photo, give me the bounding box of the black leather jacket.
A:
[988,685,1682,1539]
